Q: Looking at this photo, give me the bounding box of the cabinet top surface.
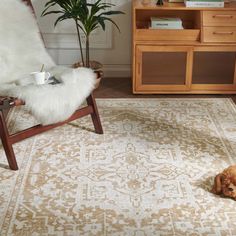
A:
[133,0,236,10]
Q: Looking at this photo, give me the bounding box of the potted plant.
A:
[42,0,124,71]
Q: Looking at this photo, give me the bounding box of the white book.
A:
[151,17,182,24]
[151,22,183,28]
[151,17,183,29]
[184,0,224,7]
[168,0,184,2]
[150,25,184,29]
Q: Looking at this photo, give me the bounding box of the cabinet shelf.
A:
[135,28,200,41]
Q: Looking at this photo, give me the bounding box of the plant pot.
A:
[72,60,103,90]
[94,71,103,89]
[73,60,103,71]
[141,0,151,5]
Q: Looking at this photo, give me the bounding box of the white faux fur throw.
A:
[0,67,96,125]
[0,0,96,125]
[0,0,55,84]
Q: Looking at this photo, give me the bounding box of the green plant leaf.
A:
[99,10,125,17]
[42,10,64,17]
[54,13,72,27]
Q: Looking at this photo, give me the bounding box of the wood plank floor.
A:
[94,77,236,104]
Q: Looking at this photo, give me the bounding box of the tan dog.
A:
[212,165,236,200]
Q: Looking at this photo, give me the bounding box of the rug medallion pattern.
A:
[1,98,236,235]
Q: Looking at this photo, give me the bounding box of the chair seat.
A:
[0,70,102,110]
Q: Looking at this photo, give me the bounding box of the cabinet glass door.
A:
[192,49,236,91]
[135,45,193,92]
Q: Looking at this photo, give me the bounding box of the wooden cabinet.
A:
[132,0,236,94]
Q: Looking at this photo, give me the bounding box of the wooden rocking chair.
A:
[0,0,103,171]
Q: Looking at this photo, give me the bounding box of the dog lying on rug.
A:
[212,165,236,200]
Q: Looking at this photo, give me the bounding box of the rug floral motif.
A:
[1,98,236,236]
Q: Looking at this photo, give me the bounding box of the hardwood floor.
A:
[94,77,236,104]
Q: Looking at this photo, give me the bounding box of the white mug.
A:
[31,71,51,85]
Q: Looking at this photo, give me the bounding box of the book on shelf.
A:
[150,17,183,29]
[186,0,223,2]
[184,0,224,7]
[149,25,184,29]
[168,0,184,3]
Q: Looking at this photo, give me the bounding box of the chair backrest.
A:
[0,0,55,85]
[22,0,34,9]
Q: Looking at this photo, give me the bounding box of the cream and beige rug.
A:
[1,98,236,236]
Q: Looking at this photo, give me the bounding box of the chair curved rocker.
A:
[0,0,103,171]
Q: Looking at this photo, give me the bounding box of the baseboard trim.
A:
[61,64,131,78]
[102,64,131,78]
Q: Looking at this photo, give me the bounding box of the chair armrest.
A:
[0,97,24,110]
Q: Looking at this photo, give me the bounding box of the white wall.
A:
[32,0,132,77]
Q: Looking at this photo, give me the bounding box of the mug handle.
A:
[45,72,51,82]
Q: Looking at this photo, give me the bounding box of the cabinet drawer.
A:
[203,11,236,26]
[203,27,236,42]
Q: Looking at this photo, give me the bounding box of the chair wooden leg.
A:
[0,110,18,170]
[87,94,103,134]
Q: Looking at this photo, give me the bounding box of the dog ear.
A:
[212,174,223,194]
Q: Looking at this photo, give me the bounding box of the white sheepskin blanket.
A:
[0,0,55,84]
[0,68,96,125]
[0,0,96,125]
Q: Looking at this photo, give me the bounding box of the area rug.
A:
[1,98,236,236]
